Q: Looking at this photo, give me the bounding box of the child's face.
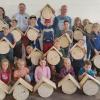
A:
[64,59,71,67]
[2,62,9,71]
[11,20,17,27]
[40,60,46,67]
[64,22,69,29]
[3,28,9,34]
[30,18,36,25]
[84,64,91,71]
[26,46,32,55]
[92,27,99,34]
[17,61,25,69]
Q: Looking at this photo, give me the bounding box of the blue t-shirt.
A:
[78,67,95,77]
[0,32,14,43]
[91,33,100,51]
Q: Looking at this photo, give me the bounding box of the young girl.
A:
[78,60,95,81]
[14,59,31,82]
[59,58,75,79]
[35,58,51,83]
[72,17,84,32]
[0,58,11,84]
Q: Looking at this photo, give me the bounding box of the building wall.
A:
[0,0,100,22]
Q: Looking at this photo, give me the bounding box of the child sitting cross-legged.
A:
[14,59,31,82]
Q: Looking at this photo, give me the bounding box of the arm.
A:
[47,67,51,79]
[34,67,39,82]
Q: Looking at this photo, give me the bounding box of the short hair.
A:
[84,60,92,66]
[19,3,26,7]
[64,20,69,24]
[29,15,37,19]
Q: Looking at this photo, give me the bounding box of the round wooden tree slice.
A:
[27,29,38,41]
[47,50,60,65]
[13,84,29,100]
[0,90,6,100]
[74,30,83,41]
[62,80,77,94]
[38,83,54,98]
[59,35,69,48]
[0,41,10,54]
[41,6,53,19]
[83,80,99,96]
[93,55,100,69]
[11,29,21,42]
[71,46,84,60]
[31,51,43,65]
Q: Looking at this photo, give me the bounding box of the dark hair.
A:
[12,19,18,23]
[19,3,26,7]
[29,15,37,19]
[0,7,5,18]
[84,60,92,66]
[64,20,69,24]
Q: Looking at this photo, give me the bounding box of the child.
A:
[78,60,95,81]
[59,58,75,79]
[27,15,41,50]
[71,39,87,77]
[10,19,22,59]
[51,38,66,74]
[72,17,84,32]
[0,58,11,84]
[14,59,31,82]
[0,25,16,63]
[35,58,51,83]
[38,18,54,53]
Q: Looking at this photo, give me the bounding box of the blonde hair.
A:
[17,59,26,68]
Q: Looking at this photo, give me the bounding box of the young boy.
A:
[0,25,16,63]
[28,15,41,50]
[78,60,95,81]
[37,17,55,53]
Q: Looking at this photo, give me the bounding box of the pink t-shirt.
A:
[0,70,11,84]
[35,66,51,82]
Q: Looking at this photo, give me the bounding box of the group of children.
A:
[0,5,100,87]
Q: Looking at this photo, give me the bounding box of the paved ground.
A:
[5,89,100,100]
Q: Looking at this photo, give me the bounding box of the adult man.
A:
[54,5,72,37]
[13,3,29,32]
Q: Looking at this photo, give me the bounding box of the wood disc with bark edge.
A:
[59,35,70,48]
[47,50,60,65]
[73,30,83,41]
[0,90,6,100]
[62,79,77,94]
[0,41,10,54]
[27,28,38,41]
[11,29,22,42]
[38,83,54,98]
[93,55,100,69]
[13,84,29,100]
[83,80,99,96]
[71,46,85,60]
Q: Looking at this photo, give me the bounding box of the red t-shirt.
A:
[0,70,11,84]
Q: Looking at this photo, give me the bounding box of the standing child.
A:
[27,15,41,50]
[78,60,95,81]
[59,58,75,79]
[14,59,31,82]
[10,19,22,59]
[0,58,11,84]
[35,58,51,83]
